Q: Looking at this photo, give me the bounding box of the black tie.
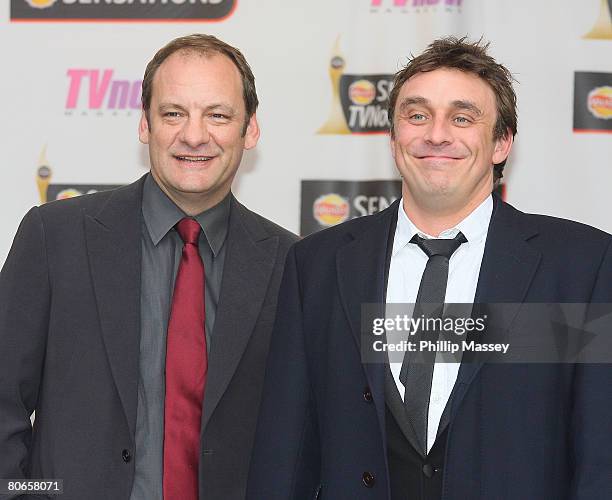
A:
[399,231,467,455]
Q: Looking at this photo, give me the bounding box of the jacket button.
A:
[422,463,438,478]
[362,471,375,487]
[122,449,132,463]
[363,387,373,403]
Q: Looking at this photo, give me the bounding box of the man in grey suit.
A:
[0,34,296,500]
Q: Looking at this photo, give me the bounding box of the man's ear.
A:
[492,128,513,165]
[138,111,150,145]
[243,113,260,150]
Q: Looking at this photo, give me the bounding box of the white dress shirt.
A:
[386,195,492,453]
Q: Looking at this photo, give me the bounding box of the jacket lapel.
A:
[384,365,424,455]
[450,196,541,419]
[201,198,279,429]
[336,201,399,440]
[85,175,146,438]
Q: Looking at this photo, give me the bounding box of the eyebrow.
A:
[157,102,187,114]
[450,99,483,116]
[397,96,483,116]
[205,103,237,115]
[157,102,237,115]
[397,96,429,114]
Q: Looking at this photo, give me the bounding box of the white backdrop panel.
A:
[1,0,610,266]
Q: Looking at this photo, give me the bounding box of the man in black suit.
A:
[248,37,612,499]
[0,34,296,500]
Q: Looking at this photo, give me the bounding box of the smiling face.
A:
[391,68,512,223]
[139,50,259,215]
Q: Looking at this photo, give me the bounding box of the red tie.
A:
[163,218,207,500]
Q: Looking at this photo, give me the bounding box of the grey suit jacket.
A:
[0,174,297,500]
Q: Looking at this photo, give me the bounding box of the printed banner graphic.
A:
[318,40,393,135]
[45,183,122,203]
[573,72,612,133]
[301,180,506,236]
[11,0,236,21]
[65,69,142,115]
[300,180,401,236]
[36,155,120,204]
[583,0,612,40]
[369,0,464,14]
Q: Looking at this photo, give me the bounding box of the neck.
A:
[402,192,490,237]
[171,191,228,216]
[151,174,229,216]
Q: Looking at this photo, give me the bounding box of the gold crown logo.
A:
[584,0,612,40]
[317,37,351,135]
[36,146,52,204]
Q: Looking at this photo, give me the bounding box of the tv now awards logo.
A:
[370,0,464,13]
[11,0,236,22]
[65,69,142,115]
[343,76,393,132]
[583,0,612,40]
[35,148,121,204]
[573,72,612,133]
[318,39,393,135]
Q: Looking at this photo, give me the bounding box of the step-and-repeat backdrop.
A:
[1,0,611,265]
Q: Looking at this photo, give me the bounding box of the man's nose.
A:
[179,117,210,148]
[423,118,453,146]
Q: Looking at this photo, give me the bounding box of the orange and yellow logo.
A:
[25,0,56,8]
[55,188,84,200]
[313,194,350,227]
[588,86,612,119]
[349,80,376,106]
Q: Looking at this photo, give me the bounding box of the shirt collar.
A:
[142,173,230,256]
[392,195,492,256]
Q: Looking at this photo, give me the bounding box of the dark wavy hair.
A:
[388,36,517,182]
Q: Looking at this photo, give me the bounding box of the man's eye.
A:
[211,113,229,120]
[454,116,471,124]
[409,113,427,121]
[164,112,182,118]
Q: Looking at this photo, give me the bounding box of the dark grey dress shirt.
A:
[130,173,229,500]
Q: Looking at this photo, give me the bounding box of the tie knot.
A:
[410,231,467,259]
[176,218,201,246]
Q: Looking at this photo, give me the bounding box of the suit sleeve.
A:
[247,244,321,500]
[570,238,612,499]
[0,207,50,487]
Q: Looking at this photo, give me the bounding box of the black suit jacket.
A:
[0,175,297,500]
[247,197,612,500]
